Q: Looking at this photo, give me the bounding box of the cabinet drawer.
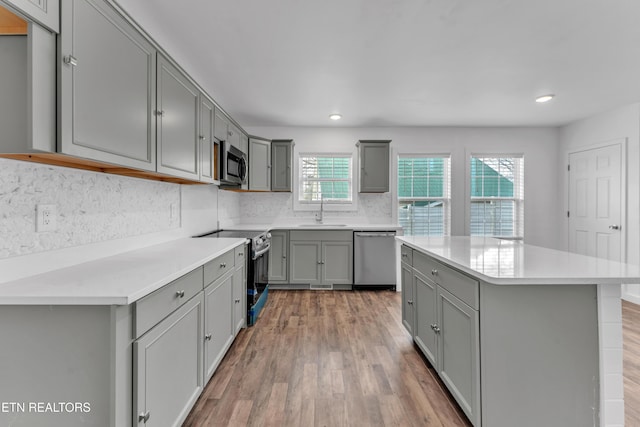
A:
[204,250,235,285]
[401,245,413,265]
[234,244,246,267]
[414,251,479,309]
[135,267,203,337]
[289,230,352,241]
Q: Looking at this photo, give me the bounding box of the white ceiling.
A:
[116,0,640,128]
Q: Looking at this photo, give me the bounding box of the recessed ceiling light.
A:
[535,94,555,103]
[329,114,342,120]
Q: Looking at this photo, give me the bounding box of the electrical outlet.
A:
[36,204,57,232]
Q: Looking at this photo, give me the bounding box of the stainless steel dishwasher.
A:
[353,231,397,290]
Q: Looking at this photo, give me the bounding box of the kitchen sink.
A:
[296,224,348,228]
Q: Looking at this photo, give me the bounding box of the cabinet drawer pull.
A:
[234,298,241,303]
[220,262,227,268]
[138,411,150,422]
[431,269,438,276]
[205,334,212,341]
[401,253,408,258]
[238,252,244,256]
[63,55,78,66]
[175,290,185,298]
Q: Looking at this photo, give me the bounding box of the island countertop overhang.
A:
[397,236,640,286]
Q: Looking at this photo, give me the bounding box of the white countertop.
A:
[0,238,246,305]
[397,236,640,285]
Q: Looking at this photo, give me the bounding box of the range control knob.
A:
[266,232,272,239]
[256,237,264,246]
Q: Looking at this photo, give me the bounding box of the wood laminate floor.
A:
[184,290,471,426]
[185,291,640,427]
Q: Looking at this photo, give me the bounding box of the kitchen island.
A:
[398,236,640,427]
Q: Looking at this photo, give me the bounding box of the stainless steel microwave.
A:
[220,141,247,185]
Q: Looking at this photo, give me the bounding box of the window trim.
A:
[293,152,358,212]
[467,153,524,238]
[397,153,452,236]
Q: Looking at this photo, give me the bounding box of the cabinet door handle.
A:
[317,261,325,265]
[283,255,287,259]
[175,290,185,298]
[238,252,244,256]
[154,110,165,117]
[609,225,621,230]
[430,324,441,334]
[431,269,438,276]
[63,55,78,66]
[205,334,212,341]
[234,298,241,303]
[199,135,206,141]
[407,300,413,305]
[138,411,150,422]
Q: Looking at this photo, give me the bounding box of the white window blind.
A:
[298,154,352,202]
[398,155,451,236]
[470,155,524,238]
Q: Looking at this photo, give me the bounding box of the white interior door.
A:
[568,143,623,261]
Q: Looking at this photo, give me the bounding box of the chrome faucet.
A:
[315,194,324,223]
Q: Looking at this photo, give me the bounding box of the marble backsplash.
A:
[0,159,181,258]
[238,192,393,223]
[218,188,242,226]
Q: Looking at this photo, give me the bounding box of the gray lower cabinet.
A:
[403,245,480,426]
[249,136,271,191]
[133,293,204,427]
[203,272,234,383]
[401,245,414,335]
[289,230,352,288]
[156,54,199,180]
[233,244,247,333]
[289,240,322,285]
[358,140,390,193]
[271,139,293,192]
[2,0,59,33]
[60,0,157,171]
[268,230,289,283]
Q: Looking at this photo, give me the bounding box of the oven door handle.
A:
[253,245,270,259]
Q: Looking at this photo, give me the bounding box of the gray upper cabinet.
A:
[358,140,390,193]
[199,93,218,184]
[2,0,59,33]
[271,139,293,192]
[60,0,157,171]
[156,54,199,180]
[249,136,271,191]
[213,108,229,142]
[0,10,56,154]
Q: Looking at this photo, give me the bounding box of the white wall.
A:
[559,103,640,302]
[247,126,562,249]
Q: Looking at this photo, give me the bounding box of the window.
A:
[298,154,352,202]
[397,155,451,236]
[470,155,524,238]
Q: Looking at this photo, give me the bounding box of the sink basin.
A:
[296,224,348,228]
